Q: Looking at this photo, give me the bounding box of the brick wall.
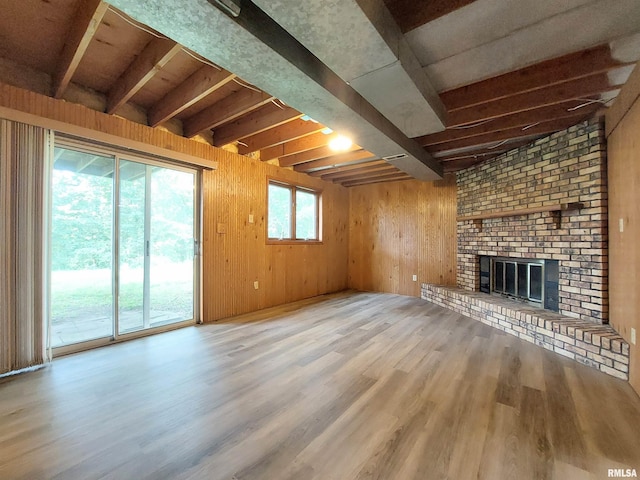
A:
[456,118,608,324]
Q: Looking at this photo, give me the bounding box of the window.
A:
[268,180,320,241]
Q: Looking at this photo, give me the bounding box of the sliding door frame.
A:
[50,134,202,357]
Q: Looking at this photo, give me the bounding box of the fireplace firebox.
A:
[479,256,559,312]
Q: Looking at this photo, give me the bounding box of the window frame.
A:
[266,178,322,244]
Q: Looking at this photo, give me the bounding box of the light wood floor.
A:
[1,291,639,480]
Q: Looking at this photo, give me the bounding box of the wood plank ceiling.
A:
[1,0,638,185]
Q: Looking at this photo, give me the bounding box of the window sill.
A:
[266,239,323,245]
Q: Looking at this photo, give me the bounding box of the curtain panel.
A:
[0,119,47,375]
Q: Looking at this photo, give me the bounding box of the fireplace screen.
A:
[479,255,558,311]
[493,259,543,303]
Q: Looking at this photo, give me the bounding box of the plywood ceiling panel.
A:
[130,49,205,108]
[73,8,151,93]
[0,0,81,75]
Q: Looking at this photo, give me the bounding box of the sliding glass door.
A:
[50,148,115,347]
[118,160,195,334]
[50,141,199,351]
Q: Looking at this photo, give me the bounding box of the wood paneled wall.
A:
[202,160,349,322]
[0,82,349,324]
[348,176,457,296]
[607,63,640,393]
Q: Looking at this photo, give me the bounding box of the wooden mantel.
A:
[457,202,584,231]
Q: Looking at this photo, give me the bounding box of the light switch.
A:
[619,218,624,233]
[249,214,254,224]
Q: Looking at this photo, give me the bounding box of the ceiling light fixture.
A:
[207,0,241,17]
[329,135,353,151]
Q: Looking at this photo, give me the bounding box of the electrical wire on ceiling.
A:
[567,97,616,111]
[522,122,541,131]
[487,139,509,150]
[451,119,494,130]
[108,6,225,72]
[270,98,286,110]
[107,6,168,39]
[232,78,261,92]
[236,140,248,147]
[180,48,222,70]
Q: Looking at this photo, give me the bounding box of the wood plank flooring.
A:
[1,291,639,480]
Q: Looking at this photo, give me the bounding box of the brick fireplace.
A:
[457,117,608,324]
[422,118,630,380]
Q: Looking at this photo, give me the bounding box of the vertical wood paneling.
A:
[0,81,350,325]
[202,158,349,321]
[608,89,640,394]
[348,175,457,296]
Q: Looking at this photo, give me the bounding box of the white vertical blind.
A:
[0,119,47,375]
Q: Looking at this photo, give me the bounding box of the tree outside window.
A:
[267,180,320,241]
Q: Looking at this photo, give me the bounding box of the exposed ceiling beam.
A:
[416,102,601,147]
[108,0,443,180]
[440,44,630,112]
[293,150,377,172]
[183,88,274,138]
[323,164,399,182]
[148,66,236,127]
[106,37,182,114]
[261,131,332,162]
[448,73,622,127]
[212,104,301,147]
[52,0,109,99]
[279,144,361,168]
[253,0,446,137]
[428,113,593,153]
[237,118,324,155]
[307,159,388,177]
[342,172,411,187]
[382,0,479,33]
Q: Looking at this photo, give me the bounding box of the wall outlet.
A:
[412,274,417,282]
[249,214,254,224]
[253,281,259,290]
[632,327,637,345]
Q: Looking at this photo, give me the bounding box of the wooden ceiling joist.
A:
[260,131,332,162]
[441,44,629,112]
[212,103,301,147]
[307,159,388,177]
[436,138,536,163]
[416,101,600,147]
[323,164,398,182]
[448,73,621,127]
[292,150,377,172]
[342,172,411,187]
[237,118,324,155]
[106,37,182,114]
[184,87,274,138]
[280,144,361,168]
[340,170,409,184]
[442,157,486,172]
[148,65,236,127]
[428,113,592,153]
[52,0,109,99]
